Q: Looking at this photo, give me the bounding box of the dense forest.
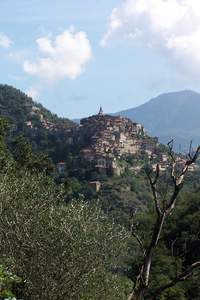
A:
[0,85,200,299]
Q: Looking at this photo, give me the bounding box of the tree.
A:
[12,135,54,174]
[0,118,9,136]
[128,141,200,300]
[12,135,33,167]
[0,264,21,299]
[0,118,13,171]
[0,167,130,300]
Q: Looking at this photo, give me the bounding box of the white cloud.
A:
[101,0,200,73]
[23,27,92,81]
[8,51,27,64]
[26,87,39,100]
[0,32,12,48]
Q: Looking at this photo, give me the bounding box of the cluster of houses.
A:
[25,105,72,132]
[152,155,200,173]
[25,106,56,131]
[24,106,198,182]
[61,108,160,176]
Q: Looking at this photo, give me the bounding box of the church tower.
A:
[98,106,103,115]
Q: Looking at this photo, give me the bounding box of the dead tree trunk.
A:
[128,142,200,300]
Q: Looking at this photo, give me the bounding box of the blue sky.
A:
[0,0,200,119]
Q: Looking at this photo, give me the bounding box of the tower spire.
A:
[98,106,103,115]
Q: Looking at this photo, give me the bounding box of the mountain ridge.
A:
[114,90,200,151]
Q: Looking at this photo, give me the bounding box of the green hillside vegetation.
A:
[0,85,200,299]
[1,116,200,299]
[0,171,131,300]
[0,118,132,300]
[0,84,73,127]
[127,189,200,299]
[99,171,152,226]
[0,84,75,162]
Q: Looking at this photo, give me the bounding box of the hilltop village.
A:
[22,103,199,178]
[62,108,160,177]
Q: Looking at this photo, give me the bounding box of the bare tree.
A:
[128,141,200,300]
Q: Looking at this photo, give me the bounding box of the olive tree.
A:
[0,168,130,300]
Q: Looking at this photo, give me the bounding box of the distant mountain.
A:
[114,90,200,151]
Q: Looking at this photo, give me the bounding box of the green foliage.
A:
[99,170,152,226]
[63,177,96,202]
[127,187,200,299]
[0,84,75,163]
[12,135,33,166]
[0,118,13,172]
[0,167,131,299]
[0,84,73,128]
[1,84,200,299]
[0,118,9,136]
[23,126,74,163]
[0,264,21,299]
[11,135,54,174]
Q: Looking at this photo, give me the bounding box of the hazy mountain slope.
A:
[0,84,74,128]
[115,90,200,150]
[0,84,76,162]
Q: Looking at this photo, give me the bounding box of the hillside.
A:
[0,84,74,129]
[1,86,200,300]
[115,90,200,151]
[0,84,76,162]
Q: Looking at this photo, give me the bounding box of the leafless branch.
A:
[188,140,193,159]
[166,145,200,214]
[129,142,200,300]
[146,164,162,216]
[131,229,146,257]
[129,210,146,257]
[152,261,200,300]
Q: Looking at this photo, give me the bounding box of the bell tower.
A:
[98,106,103,115]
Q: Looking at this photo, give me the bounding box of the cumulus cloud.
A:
[101,0,200,73]
[23,27,92,81]
[26,87,39,100]
[0,32,12,48]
